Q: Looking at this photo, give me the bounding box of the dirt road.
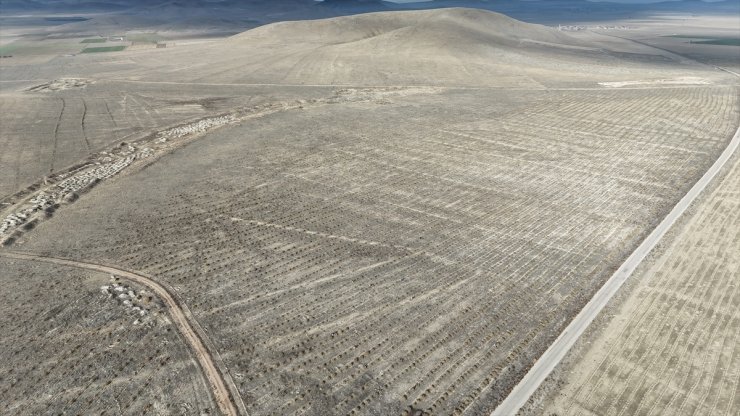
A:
[0,250,245,416]
[492,104,740,416]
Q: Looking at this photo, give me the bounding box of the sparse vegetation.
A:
[15,83,738,415]
[543,147,740,416]
[1,4,738,416]
[0,259,212,415]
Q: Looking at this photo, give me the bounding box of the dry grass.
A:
[0,258,213,415]
[542,151,740,416]
[15,84,738,415]
[1,8,738,416]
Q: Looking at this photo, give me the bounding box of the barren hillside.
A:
[216,8,622,86]
[66,8,710,87]
[1,8,728,88]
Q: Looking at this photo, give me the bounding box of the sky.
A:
[386,0,726,3]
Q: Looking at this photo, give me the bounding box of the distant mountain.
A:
[0,0,135,12]
[318,0,394,12]
[0,0,44,11]
[3,0,736,30]
[390,0,740,23]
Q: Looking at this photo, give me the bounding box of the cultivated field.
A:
[0,81,330,201]
[567,14,740,74]
[1,6,739,416]
[541,149,740,416]
[13,82,738,414]
[0,257,214,415]
[0,86,205,199]
[82,45,127,53]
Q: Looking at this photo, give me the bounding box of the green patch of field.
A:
[0,44,21,55]
[81,38,106,44]
[81,46,126,53]
[663,35,740,46]
[691,38,740,46]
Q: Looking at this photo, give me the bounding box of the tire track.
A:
[50,97,65,173]
[104,99,119,128]
[81,98,91,153]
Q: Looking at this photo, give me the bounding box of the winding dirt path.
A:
[0,250,246,416]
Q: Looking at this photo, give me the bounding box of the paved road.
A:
[0,250,245,416]
[492,94,740,414]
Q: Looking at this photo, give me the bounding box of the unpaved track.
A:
[0,250,245,416]
[492,97,740,416]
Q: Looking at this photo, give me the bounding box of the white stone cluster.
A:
[138,147,154,158]
[101,276,151,322]
[28,78,92,92]
[57,154,134,194]
[1,113,231,238]
[0,212,29,234]
[557,24,632,31]
[157,115,235,140]
[0,192,52,235]
[1,146,151,236]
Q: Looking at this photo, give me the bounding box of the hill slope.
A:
[4,7,712,88]
[130,7,651,87]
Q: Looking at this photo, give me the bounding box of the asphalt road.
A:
[0,250,245,416]
[491,104,740,416]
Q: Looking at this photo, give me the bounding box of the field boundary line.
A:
[492,109,740,416]
[50,97,65,173]
[714,65,740,78]
[0,250,247,416]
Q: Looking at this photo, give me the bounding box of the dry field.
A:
[0,257,214,415]
[0,8,733,203]
[1,8,724,88]
[13,82,738,415]
[0,81,330,201]
[566,14,740,74]
[632,35,740,74]
[0,87,174,199]
[541,148,740,416]
[1,7,739,416]
[642,16,739,66]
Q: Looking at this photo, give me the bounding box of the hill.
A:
[235,7,579,45]
[135,7,652,87]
